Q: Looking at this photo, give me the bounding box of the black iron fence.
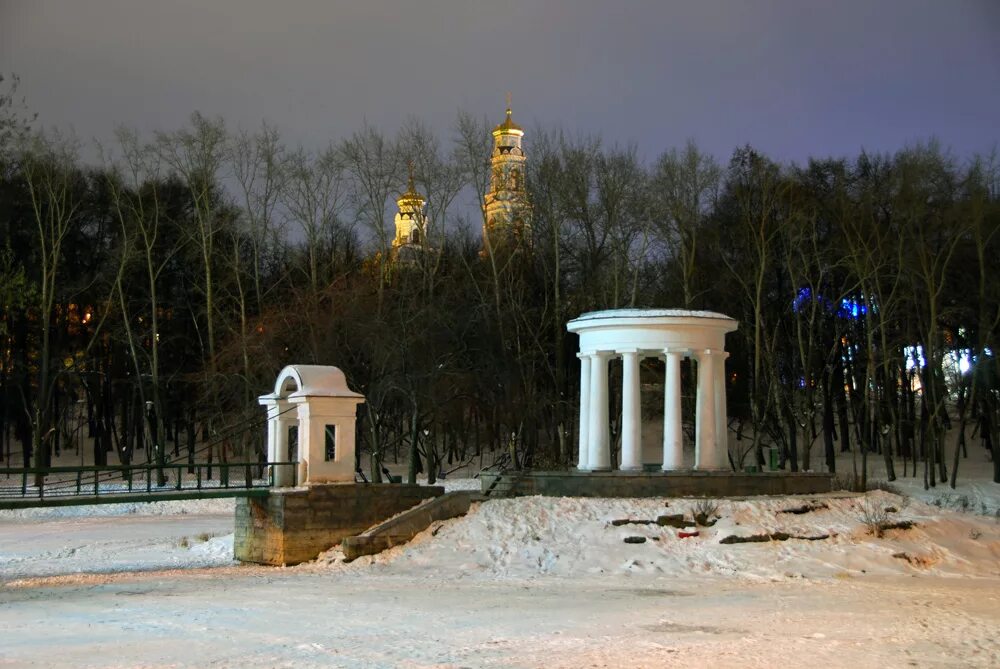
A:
[0,461,298,503]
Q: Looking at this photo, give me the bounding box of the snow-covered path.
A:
[0,513,234,580]
[2,483,1000,667]
[2,569,998,668]
[0,498,237,580]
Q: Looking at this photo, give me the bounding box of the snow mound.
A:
[188,533,236,561]
[316,492,1000,581]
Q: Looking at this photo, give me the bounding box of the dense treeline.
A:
[1,77,999,488]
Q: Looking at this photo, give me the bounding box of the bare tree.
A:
[784,161,857,473]
[21,131,84,473]
[719,147,786,469]
[0,73,35,168]
[596,144,648,308]
[105,128,186,480]
[897,143,966,489]
[651,141,721,309]
[961,150,1000,484]
[156,113,228,375]
[282,145,349,294]
[229,122,287,310]
[340,125,401,312]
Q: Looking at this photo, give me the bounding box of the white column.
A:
[273,416,296,486]
[588,352,611,471]
[294,403,311,484]
[620,350,642,471]
[274,418,289,460]
[577,353,592,470]
[713,352,730,470]
[662,349,684,471]
[694,349,718,470]
[265,411,278,463]
[262,399,296,487]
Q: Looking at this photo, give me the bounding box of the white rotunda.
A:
[566,309,738,472]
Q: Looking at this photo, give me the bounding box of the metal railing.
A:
[0,461,298,502]
[479,452,517,497]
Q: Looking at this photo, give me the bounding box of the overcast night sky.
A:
[2,0,998,166]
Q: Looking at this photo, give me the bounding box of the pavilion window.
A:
[324,425,336,461]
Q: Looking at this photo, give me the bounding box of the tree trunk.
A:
[822,379,836,473]
[407,398,420,485]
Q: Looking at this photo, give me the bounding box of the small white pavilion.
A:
[258,365,365,486]
[566,309,738,472]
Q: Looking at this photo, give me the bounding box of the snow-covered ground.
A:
[2,462,999,667]
[846,455,1000,517]
[315,492,1000,581]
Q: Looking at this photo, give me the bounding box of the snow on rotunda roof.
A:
[568,308,737,324]
[260,364,364,401]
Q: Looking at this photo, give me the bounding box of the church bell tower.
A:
[392,164,428,264]
[483,97,531,250]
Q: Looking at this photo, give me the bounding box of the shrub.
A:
[856,495,892,538]
[832,473,857,492]
[692,499,720,527]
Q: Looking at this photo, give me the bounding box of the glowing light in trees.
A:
[792,287,868,320]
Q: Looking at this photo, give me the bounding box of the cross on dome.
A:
[397,161,424,205]
[493,93,523,134]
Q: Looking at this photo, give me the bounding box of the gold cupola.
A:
[393,163,427,252]
[492,106,524,137]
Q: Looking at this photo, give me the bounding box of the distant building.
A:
[391,166,429,265]
[483,103,531,251]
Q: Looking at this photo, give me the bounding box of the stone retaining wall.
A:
[481,470,835,498]
[341,491,482,561]
[235,483,443,566]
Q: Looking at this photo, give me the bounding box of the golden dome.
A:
[492,107,524,135]
[397,164,425,205]
[398,189,424,205]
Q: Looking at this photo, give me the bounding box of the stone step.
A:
[341,490,485,561]
[480,472,528,498]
